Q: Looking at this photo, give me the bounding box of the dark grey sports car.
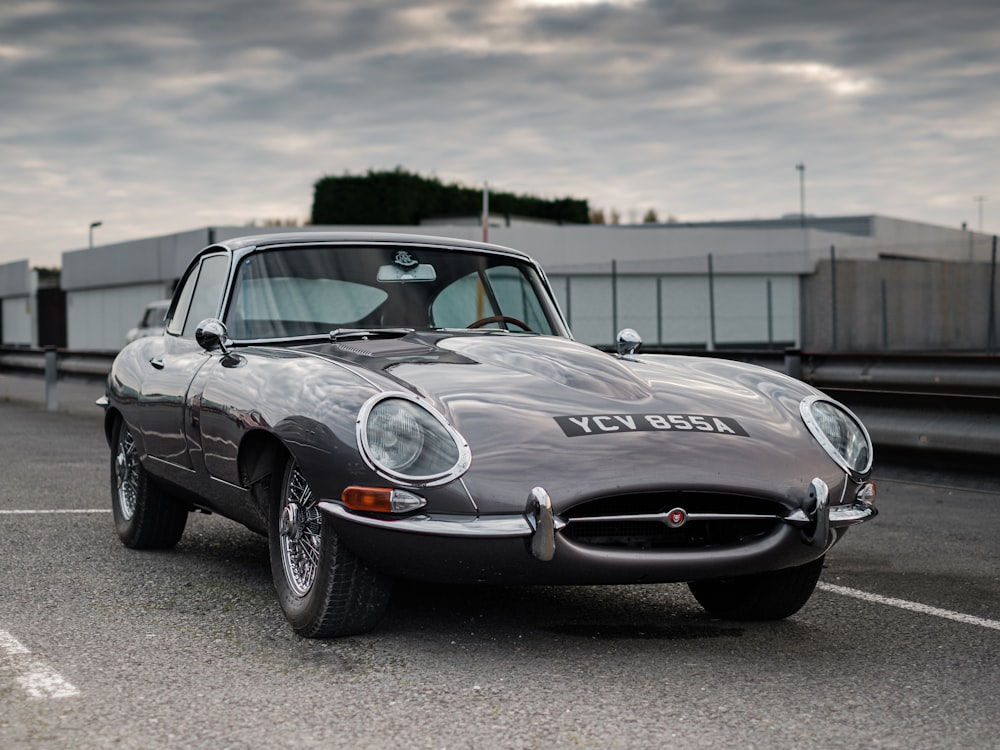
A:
[102,232,877,637]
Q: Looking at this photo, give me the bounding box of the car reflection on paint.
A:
[125,299,171,344]
[101,232,877,637]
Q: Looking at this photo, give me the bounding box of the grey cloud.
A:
[0,0,997,266]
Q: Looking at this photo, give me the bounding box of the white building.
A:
[0,260,37,347]
[3,214,992,352]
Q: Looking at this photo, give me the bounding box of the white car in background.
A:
[125,299,171,343]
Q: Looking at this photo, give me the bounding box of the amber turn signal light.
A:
[341,486,426,514]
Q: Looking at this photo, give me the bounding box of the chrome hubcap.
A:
[280,503,304,541]
[279,463,322,598]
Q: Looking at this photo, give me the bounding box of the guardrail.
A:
[4,344,998,466]
[796,351,1000,465]
[0,346,116,379]
[615,346,999,467]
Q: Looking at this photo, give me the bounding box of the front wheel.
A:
[268,455,391,637]
[110,417,188,549]
[688,557,825,620]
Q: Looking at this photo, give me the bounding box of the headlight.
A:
[357,393,471,487]
[800,395,873,478]
[366,400,424,471]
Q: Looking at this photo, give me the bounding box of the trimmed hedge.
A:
[311,168,589,225]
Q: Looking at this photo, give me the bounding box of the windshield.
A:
[224,244,567,341]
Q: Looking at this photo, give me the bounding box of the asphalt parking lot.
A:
[1,373,998,749]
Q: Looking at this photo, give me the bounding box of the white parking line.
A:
[0,509,110,514]
[0,630,80,699]
[819,582,1000,632]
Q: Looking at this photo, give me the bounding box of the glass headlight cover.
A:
[799,395,873,479]
[357,393,471,487]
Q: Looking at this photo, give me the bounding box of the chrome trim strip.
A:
[829,502,878,526]
[458,477,479,513]
[318,500,532,538]
[567,512,784,525]
[784,509,811,525]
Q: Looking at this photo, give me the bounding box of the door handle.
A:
[149,357,165,370]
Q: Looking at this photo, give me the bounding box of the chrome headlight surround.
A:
[799,395,873,480]
[356,392,471,487]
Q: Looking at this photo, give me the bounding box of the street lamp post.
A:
[89,220,103,249]
[795,163,805,227]
[974,196,987,233]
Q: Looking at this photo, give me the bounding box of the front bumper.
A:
[318,475,877,584]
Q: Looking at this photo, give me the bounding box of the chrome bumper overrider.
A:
[318,476,877,562]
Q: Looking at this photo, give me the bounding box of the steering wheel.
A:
[467,315,533,332]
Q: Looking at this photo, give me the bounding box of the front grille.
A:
[561,491,783,550]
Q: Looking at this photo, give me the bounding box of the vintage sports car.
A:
[102,232,877,637]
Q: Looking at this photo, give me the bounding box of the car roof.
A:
[209,231,532,262]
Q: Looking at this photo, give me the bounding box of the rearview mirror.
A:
[195,318,231,354]
[377,264,437,283]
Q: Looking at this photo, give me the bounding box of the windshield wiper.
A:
[329,328,414,342]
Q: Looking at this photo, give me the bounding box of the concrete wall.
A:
[802,257,999,351]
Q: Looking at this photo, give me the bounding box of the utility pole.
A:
[482,182,489,243]
[795,163,805,227]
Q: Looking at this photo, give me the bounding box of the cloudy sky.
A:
[2,0,997,267]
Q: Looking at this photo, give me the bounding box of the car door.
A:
[138,253,230,472]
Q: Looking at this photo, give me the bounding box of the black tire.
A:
[110,417,188,549]
[688,556,825,621]
[268,454,391,637]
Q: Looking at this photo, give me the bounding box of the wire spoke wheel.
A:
[269,453,392,637]
[278,464,323,597]
[114,428,139,521]
[109,417,187,549]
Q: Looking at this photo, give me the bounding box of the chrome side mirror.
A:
[195,318,232,354]
[615,328,642,359]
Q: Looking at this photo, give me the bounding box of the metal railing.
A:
[797,351,1000,465]
[0,346,116,379]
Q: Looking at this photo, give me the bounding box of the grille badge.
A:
[665,507,687,528]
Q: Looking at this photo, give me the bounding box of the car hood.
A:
[306,332,837,511]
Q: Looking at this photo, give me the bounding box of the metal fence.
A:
[549,266,799,351]
[551,237,1000,353]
